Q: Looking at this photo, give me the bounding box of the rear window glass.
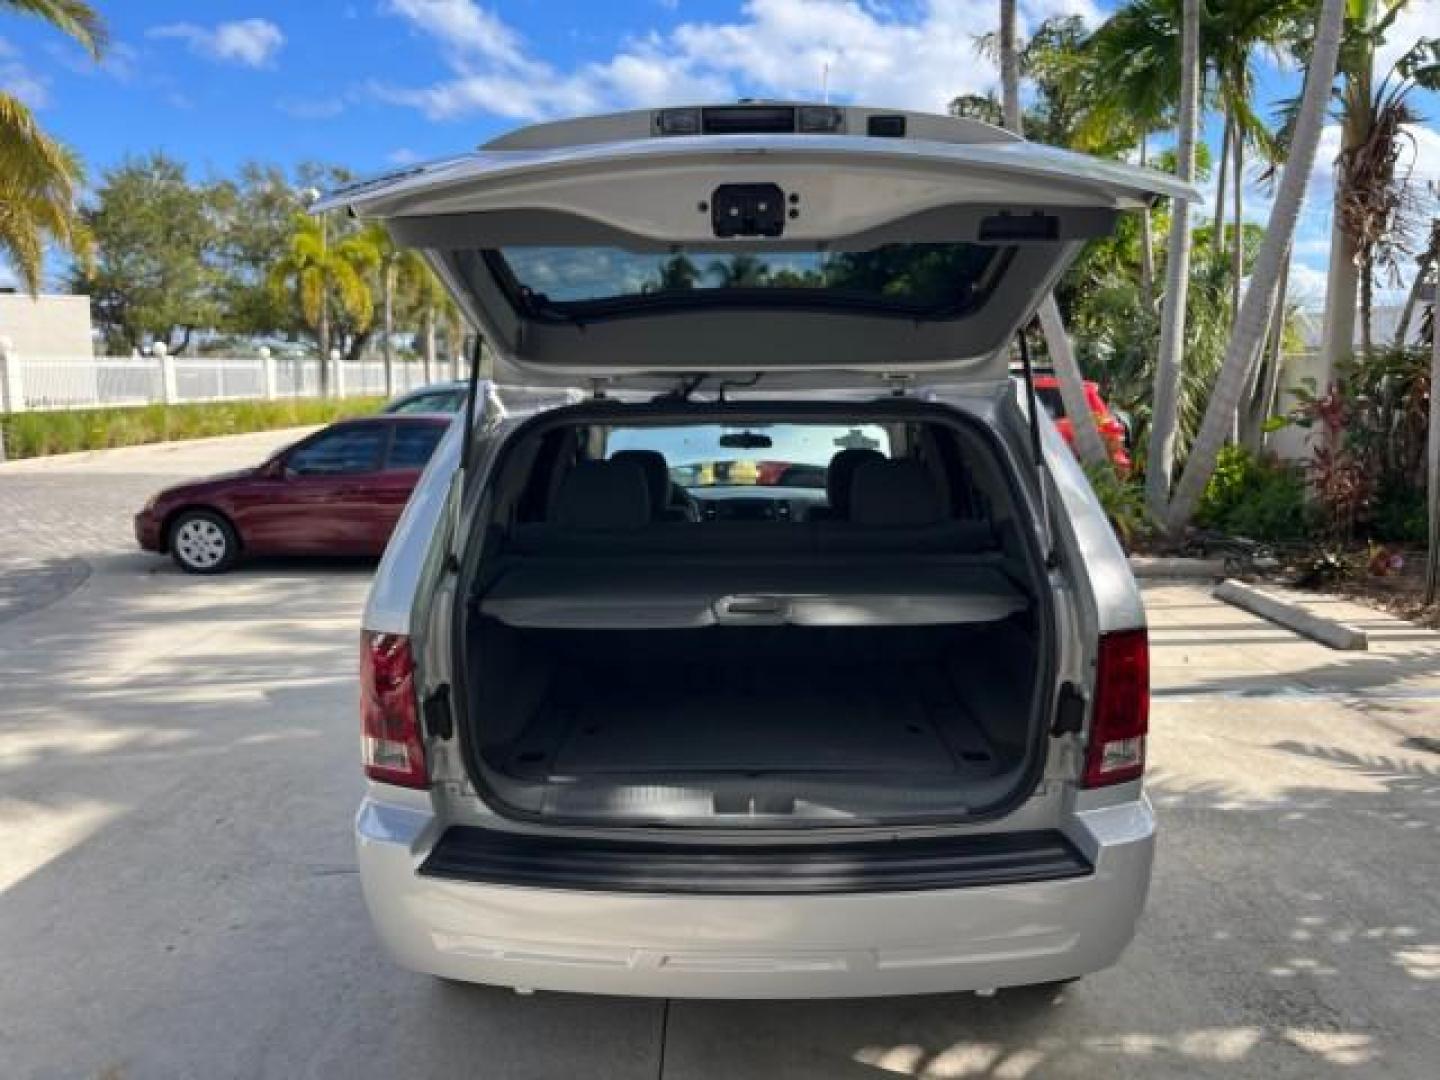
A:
[387,424,446,469]
[487,244,1005,321]
[389,390,465,414]
[605,423,890,490]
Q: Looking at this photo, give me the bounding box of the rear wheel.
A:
[169,510,239,574]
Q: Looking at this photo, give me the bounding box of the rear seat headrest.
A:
[825,447,886,516]
[610,449,671,514]
[553,460,650,530]
[849,459,943,527]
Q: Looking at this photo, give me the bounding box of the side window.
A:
[386,424,446,470]
[287,427,385,476]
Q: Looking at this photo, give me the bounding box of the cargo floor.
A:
[499,660,1002,779]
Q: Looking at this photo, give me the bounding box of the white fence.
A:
[0,344,462,413]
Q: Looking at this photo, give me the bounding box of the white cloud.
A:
[148,18,285,68]
[1375,0,1440,77]
[0,35,50,107]
[388,147,421,165]
[376,0,1101,122]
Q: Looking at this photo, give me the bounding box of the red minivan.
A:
[134,415,451,573]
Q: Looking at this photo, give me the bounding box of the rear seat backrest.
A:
[807,446,885,521]
[610,449,696,522]
[552,459,651,530]
[848,459,943,527]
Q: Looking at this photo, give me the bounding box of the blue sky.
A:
[3,0,1438,302]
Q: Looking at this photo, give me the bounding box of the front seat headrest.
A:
[824,447,886,518]
[553,459,651,530]
[610,449,672,516]
[849,459,943,527]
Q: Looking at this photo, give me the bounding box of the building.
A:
[0,292,94,359]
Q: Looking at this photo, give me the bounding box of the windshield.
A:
[605,423,890,489]
[488,244,1006,322]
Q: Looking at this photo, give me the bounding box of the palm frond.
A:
[2,0,107,57]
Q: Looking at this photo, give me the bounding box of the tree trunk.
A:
[1425,285,1440,595]
[1166,0,1347,530]
[999,0,1021,133]
[382,264,395,397]
[1231,134,1244,317]
[1395,221,1439,348]
[1213,112,1232,259]
[1145,0,1202,517]
[1241,245,1291,451]
[317,298,331,397]
[1037,298,1111,466]
[1359,250,1374,357]
[1252,243,1293,451]
[1138,133,1156,313]
[1317,26,1375,380]
[423,308,436,383]
[1230,133,1246,443]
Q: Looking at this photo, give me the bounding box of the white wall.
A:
[0,293,94,359]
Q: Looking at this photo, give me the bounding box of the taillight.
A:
[360,632,428,789]
[1082,629,1149,788]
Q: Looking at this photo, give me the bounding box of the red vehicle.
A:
[1031,375,1132,474]
[134,415,450,573]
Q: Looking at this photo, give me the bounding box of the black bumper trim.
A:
[419,827,1092,895]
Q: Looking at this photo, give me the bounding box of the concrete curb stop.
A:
[1130,556,1228,580]
[1213,579,1369,651]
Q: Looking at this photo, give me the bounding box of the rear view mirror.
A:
[719,431,773,449]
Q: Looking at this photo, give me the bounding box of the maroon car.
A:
[134,415,451,573]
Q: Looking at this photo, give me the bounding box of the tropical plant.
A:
[1315,2,1440,370]
[1084,462,1152,548]
[1195,445,1311,540]
[0,0,106,292]
[267,213,380,392]
[993,1,1109,470]
[1166,0,1348,531]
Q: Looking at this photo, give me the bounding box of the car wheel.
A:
[169,510,239,574]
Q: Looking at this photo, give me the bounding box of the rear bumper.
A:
[355,796,1155,999]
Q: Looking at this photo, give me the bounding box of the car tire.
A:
[169,509,240,574]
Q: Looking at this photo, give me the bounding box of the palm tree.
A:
[996,0,1110,470]
[1166,0,1349,529]
[1315,2,1439,372]
[365,224,430,396]
[1,0,105,293]
[708,254,769,287]
[1145,0,1203,516]
[267,213,378,395]
[405,259,461,382]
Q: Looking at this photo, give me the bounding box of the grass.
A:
[1,397,387,460]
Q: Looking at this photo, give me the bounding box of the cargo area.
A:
[454,404,1056,826]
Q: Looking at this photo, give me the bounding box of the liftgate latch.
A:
[1052,682,1086,737]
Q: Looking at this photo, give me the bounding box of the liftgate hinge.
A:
[1052,682,1086,737]
[424,685,454,740]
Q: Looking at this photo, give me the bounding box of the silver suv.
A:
[328,104,1191,999]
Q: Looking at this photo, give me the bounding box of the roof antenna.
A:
[821,61,830,104]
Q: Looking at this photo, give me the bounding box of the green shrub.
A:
[1370,482,1427,544]
[2,397,386,460]
[1196,445,1311,541]
[1083,462,1150,549]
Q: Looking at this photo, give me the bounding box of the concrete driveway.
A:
[1,433,1436,1079]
